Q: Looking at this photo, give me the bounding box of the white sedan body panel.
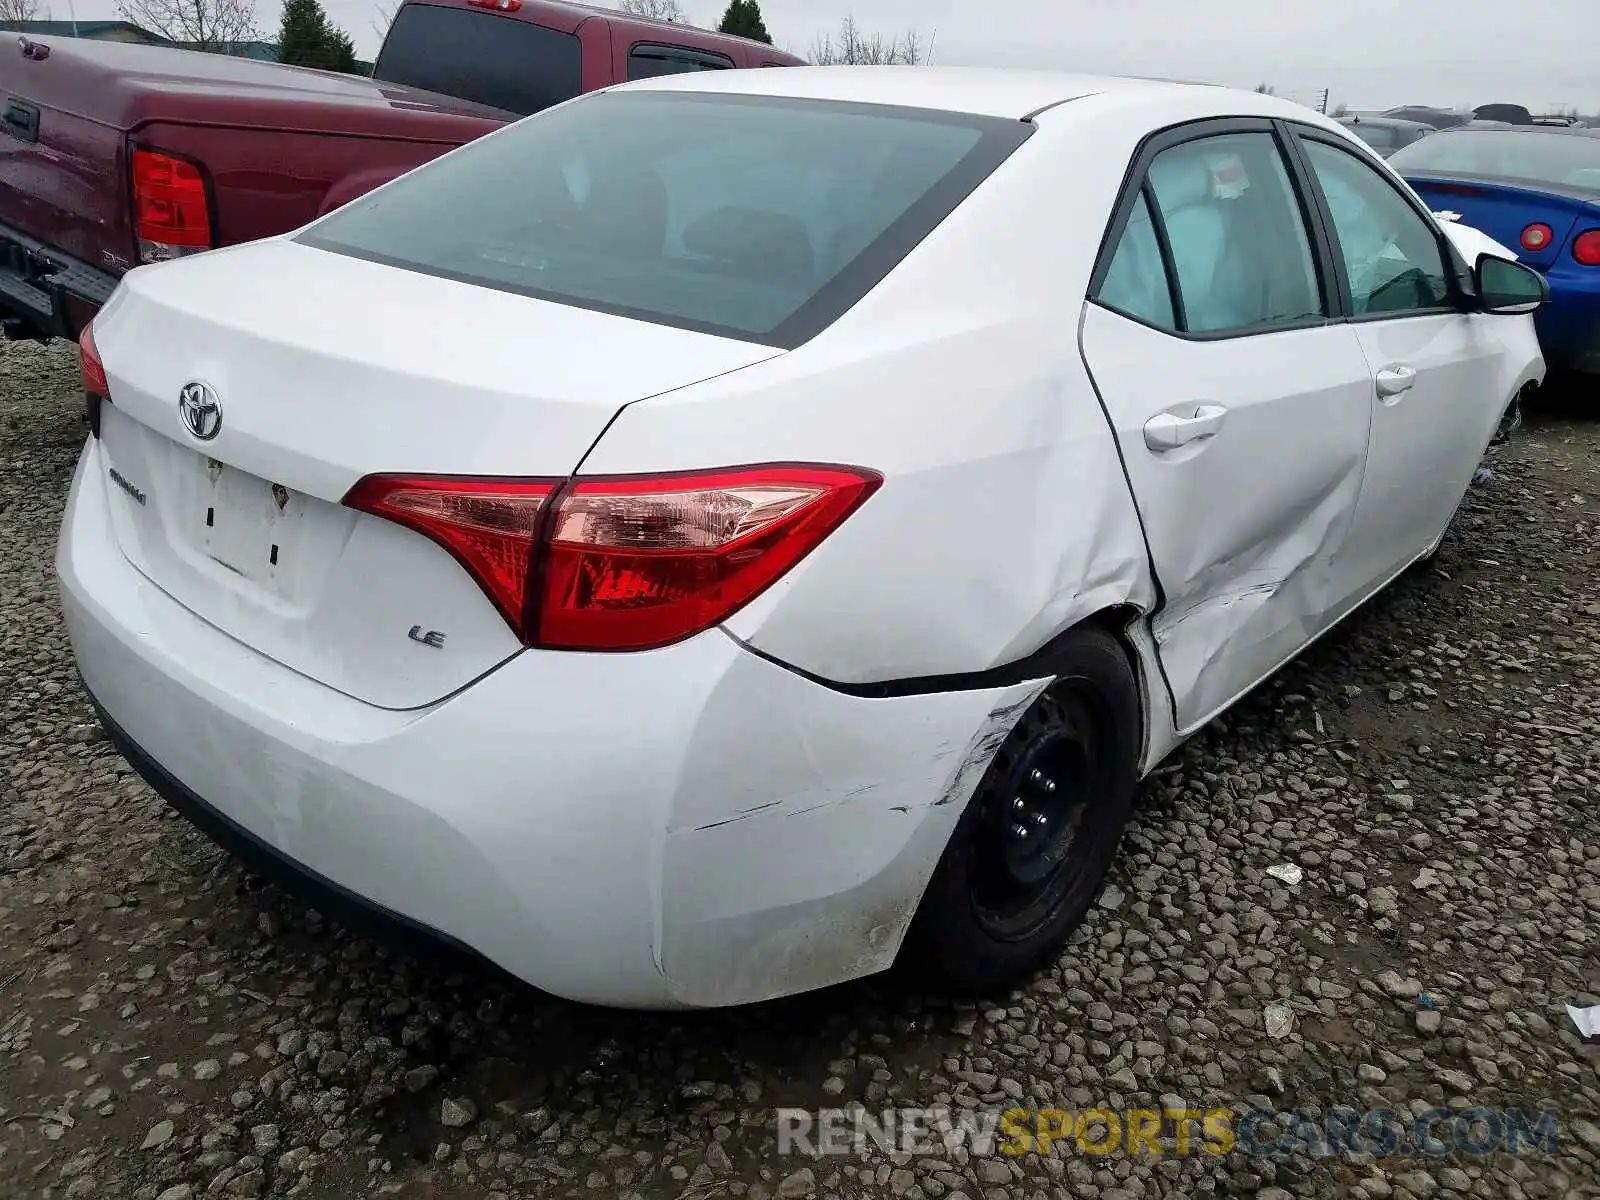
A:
[56,68,1546,1008]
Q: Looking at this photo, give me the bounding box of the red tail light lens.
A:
[343,464,881,650]
[79,323,107,437]
[539,465,881,650]
[78,323,107,397]
[1574,230,1600,266]
[132,147,213,261]
[1520,222,1554,251]
[342,475,558,634]
[467,0,522,9]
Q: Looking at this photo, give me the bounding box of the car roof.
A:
[609,65,1246,120]
[1435,122,1600,138]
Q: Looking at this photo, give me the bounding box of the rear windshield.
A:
[297,91,1032,347]
[1389,129,1600,194]
[374,4,581,117]
[1347,123,1397,150]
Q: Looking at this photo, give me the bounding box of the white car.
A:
[58,67,1547,1009]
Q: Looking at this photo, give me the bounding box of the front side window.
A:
[374,5,582,117]
[1301,138,1452,316]
[1142,132,1324,335]
[298,91,1030,347]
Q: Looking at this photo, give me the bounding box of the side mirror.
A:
[1474,254,1548,314]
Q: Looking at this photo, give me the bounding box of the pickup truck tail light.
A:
[343,465,882,650]
[132,147,213,263]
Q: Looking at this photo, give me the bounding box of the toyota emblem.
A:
[178,381,222,442]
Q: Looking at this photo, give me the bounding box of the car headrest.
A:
[1149,151,1251,213]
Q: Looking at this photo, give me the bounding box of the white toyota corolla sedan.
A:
[59,68,1547,1009]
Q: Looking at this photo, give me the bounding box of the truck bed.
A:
[0,35,511,338]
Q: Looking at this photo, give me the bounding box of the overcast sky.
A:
[65,0,1600,113]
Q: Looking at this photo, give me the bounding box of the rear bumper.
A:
[1538,276,1600,375]
[57,440,1043,1008]
[0,219,119,340]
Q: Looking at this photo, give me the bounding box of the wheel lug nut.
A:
[1042,778,1057,793]
[1012,796,1026,812]
[1011,823,1029,839]
[1034,812,1048,826]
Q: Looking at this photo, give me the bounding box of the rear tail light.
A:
[342,476,557,635]
[78,323,107,437]
[344,464,881,650]
[1574,229,1600,266]
[132,147,213,263]
[467,0,522,9]
[1520,222,1554,252]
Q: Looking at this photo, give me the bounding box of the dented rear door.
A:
[1080,307,1375,732]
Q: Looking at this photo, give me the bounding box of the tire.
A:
[902,627,1141,994]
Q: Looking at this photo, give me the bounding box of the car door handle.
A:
[1375,365,1417,398]
[1143,404,1228,452]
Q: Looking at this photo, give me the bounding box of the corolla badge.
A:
[178,381,223,442]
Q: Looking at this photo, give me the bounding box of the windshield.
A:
[1389,129,1600,193]
[298,91,1032,348]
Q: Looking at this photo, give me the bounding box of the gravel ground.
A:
[1,336,1598,1200]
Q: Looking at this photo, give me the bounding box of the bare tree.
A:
[371,0,395,45]
[118,0,258,49]
[809,14,921,65]
[618,0,685,22]
[0,0,48,19]
[1254,83,1276,95]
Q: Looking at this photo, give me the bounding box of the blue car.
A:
[1388,125,1600,375]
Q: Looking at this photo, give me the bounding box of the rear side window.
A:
[297,91,1032,347]
[1140,133,1323,335]
[375,4,581,117]
[1098,191,1176,330]
[627,45,733,80]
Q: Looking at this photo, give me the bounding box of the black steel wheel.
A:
[902,627,1140,993]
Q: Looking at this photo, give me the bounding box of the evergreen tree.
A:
[717,0,771,44]
[278,0,361,73]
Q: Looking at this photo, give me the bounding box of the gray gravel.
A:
[2,336,1598,1200]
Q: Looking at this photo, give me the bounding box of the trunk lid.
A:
[1405,174,1600,270]
[91,239,782,709]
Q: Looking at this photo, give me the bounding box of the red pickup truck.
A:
[0,0,801,341]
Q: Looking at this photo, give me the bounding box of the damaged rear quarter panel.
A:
[657,648,1047,1006]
